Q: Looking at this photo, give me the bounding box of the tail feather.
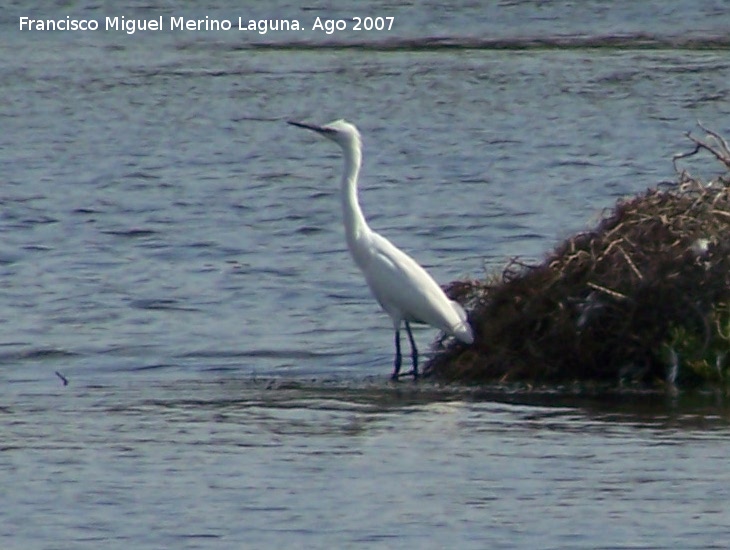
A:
[450,300,474,344]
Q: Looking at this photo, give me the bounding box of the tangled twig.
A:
[427,126,730,386]
[673,121,730,175]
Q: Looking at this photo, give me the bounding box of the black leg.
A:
[391,329,402,380]
[405,321,419,379]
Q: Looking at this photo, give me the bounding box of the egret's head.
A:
[288,119,361,151]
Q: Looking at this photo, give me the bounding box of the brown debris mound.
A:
[426,126,730,387]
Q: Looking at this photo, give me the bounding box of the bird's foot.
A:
[391,369,419,382]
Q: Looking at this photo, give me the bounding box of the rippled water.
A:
[2,1,730,548]
[5,379,730,549]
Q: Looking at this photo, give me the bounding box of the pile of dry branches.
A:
[426,126,730,387]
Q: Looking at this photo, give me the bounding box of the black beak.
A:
[288,120,322,131]
[287,121,334,136]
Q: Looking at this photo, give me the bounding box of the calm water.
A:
[2,1,730,548]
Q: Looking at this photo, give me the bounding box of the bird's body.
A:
[289,119,473,379]
[354,230,472,342]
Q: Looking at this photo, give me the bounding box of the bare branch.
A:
[697,121,730,158]
[684,125,730,171]
[586,281,628,301]
[617,245,643,280]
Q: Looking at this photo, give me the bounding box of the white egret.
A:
[288,119,474,379]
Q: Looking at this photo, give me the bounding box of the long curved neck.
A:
[340,139,369,252]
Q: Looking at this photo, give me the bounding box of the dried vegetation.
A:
[426,126,730,388]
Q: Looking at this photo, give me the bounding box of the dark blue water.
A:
[2,1,730,548]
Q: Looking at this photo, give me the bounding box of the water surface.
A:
[2,1,730,548]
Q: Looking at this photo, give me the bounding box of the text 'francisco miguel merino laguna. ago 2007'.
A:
[18,16,395,35]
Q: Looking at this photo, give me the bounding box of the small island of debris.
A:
[427,126,730,389]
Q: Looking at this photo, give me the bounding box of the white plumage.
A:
[289,119,473,379]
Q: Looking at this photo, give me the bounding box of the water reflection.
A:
[94,376,730,434]
[4,376,730,548]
